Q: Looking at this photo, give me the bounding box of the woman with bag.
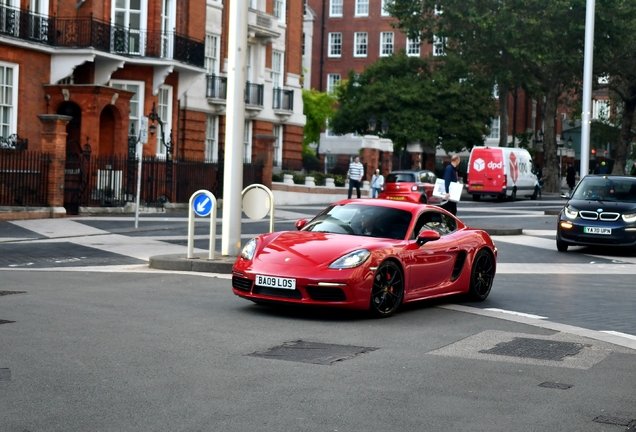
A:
[370,169,384,198]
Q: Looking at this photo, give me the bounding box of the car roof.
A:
[388,169,434,174]
[334,198,439,212]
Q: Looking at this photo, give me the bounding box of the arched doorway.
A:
[99,106,116,155]
[58,102,87,215]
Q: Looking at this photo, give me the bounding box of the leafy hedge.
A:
[272,171,346,187]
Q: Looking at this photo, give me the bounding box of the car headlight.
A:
[329,249,370,269]
[240,238,258,260]
[564,206,578,220]
[622,212,636,223]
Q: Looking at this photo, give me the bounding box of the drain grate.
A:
[248,340,378,365]
[538,381,573,390]
[0,368,10,381]
[479,337,587,361]
[0,320,15,325]
[0,291,26,296]
[593,416,633,427]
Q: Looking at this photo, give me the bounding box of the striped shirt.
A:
[348,161,364,181]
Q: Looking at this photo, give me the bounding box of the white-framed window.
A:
[272,50,284,88]
[111,80,144,140]
[29,0,49,41]
[205,34,220,75]
[112,0,147,55]
[593,99,610,120]
[157,85,173,157]
[0,62,18,139]
[354,32,368,57]
[161,0,176,58]
[380,32,394,56]
[406,37,420,56]
[244,120,252,163]
[433,35,445,56]
[328,32,342,57]
[246,44,254,81]
[273,125,283,168]
[205,114,218,163]
[326,73,340,94]
[329,0,343,17]
[381,0,390,16]
[355,0,369,16]
[486,117,500,139]
[274,0,285,22]
[249,0,257,9]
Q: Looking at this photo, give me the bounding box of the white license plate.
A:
[584,227,612,235]
[256,275,296,290]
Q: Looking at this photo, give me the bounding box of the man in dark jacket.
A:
[566,163,576,193]
[441,154,460,216]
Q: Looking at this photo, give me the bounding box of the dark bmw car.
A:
[556,175,636,252]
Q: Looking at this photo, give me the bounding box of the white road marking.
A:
[600,331,636,341]
[497,263,636,274]
[484,308,548,319]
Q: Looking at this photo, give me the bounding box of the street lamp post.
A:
[147,102,174,203]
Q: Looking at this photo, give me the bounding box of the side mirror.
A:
[559,192,570,199]
[295,219,308,230]
[416,229,441,246]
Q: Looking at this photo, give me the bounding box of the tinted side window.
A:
[419,172,437,184]
[387,173,415,183]
[412,211,454,238]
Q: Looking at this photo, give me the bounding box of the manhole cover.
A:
[0,291,26,296]
[538,381,573,390]
[248,340,378,365]
[479,338,587,361]
[0,368,10,381]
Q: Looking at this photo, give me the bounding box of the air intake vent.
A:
[306,287,346,302]
[232,276,253,292]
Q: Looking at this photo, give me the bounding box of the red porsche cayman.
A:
[232,199,497,317]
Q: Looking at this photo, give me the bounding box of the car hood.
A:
[567,199,636,214]
[256,231,393,266]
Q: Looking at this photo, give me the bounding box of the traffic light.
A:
[591,149,596,155]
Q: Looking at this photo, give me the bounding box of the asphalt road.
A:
[1,196,636,431]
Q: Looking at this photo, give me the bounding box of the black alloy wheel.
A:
[370,261,404,317]
[467,250,495,301]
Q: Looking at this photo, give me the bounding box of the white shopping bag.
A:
[433,179,462,202]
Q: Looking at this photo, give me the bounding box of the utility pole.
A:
[222,0,248,256]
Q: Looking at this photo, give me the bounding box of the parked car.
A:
[466,146,539,201]
[378,170,441,204]
[556,175,636,251]
[232,199,497,317]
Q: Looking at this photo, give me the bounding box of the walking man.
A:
[370,169,384,198]
[347,156,364,199]
[441,154,460,216]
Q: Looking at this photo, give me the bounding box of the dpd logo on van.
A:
[509,152,519,184]
[473,158,486,172]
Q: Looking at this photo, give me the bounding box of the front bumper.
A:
[557,218,636,247]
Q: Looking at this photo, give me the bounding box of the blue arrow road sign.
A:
[192,193,213,217]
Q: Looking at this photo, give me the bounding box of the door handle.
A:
[446,247,459,253]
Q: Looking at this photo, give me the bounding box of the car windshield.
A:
[386,173,415,183]
[572,177,636,203]
[303,204,413,239]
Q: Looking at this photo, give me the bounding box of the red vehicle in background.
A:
[378,170,442,204]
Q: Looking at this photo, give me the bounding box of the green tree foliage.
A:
[386,0,588,192]
[302,88,337,156]
[329,52,496,154]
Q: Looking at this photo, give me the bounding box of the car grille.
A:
[579,211,620,221]
[253,286,303,299]
[305,287,346,302]
[232,276,253,292]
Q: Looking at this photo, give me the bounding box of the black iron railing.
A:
[0,151,50,206]
[0,4,204,68]
[245,82,264,106]
[206,75,228,99]
[273,88,293,111]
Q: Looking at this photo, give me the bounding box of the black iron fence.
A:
[77,155,262,208]
[273,88,294,111]
[0,151,50,206]
[245,82,264,106]
[206,75,228,99]
[0,4,204,67]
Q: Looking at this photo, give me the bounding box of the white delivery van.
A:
[466,146,539,201]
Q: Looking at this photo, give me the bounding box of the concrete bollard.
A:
[325,178,335,187]
[305,176,315,187]
[283,174,294,185]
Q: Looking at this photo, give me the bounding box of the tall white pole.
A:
[580,0,596,177]
[222,0,248,256]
